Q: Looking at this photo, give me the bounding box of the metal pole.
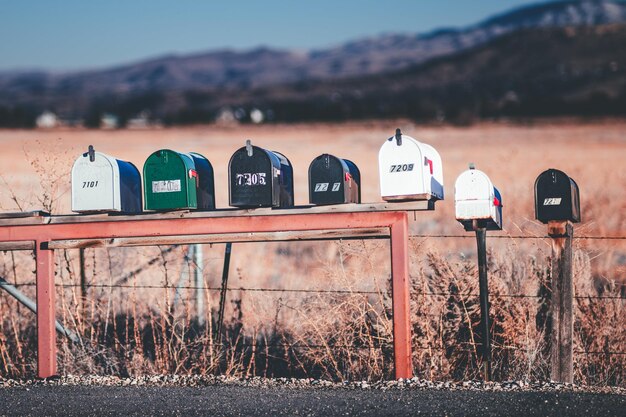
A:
[548,221,574,383]
[79,248,87,312]
[216,242,232,344]
[173,245,191,308]
[0,277,78,343]
[475,227,491,381]
[194,244,205,327]
[35,241,57,378]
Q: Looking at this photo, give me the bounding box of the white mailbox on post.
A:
[454,165,502,231]
[378,129,444,202]
[71,145,142,213]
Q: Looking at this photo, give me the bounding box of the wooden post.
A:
[35,241,57,378]
[390,215,413,379]
[548,220,574,383]
[475,227,491,381]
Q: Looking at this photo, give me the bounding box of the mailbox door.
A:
[420,143,444,200]
[492,187,503,230]
[344,159,361,203]
[229,146,278,208]
[273,151,294,208]
[309,154,348,206]
[189,152,216,210]
[379,136,425,200]
[144,150,197,210]
[534,169,580,223]
[71,152,120,212]
[117,160,142,213]
[569,178,581,223]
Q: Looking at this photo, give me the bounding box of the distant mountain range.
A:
[1,0,625,126]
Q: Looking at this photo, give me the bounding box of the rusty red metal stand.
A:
[0,203,427,379]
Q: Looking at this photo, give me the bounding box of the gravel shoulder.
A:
[0,376,624,417]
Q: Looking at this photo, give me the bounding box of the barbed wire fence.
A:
[1,233,624,379]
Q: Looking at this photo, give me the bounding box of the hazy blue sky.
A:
[0,0,544,71]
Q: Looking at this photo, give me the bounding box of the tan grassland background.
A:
[0,120,624,384]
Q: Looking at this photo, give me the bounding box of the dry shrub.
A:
[0,235,624,385]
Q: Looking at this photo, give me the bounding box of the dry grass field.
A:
[0,120,624,385]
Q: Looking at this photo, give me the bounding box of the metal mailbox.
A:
[308,154,361,205]
[143,149,199,211]
[71,145,142,213]
[534,168,580,224]
[378,128,444,201]
[189,152,216,210]
[228,140,294,208]
[454,166,502,231]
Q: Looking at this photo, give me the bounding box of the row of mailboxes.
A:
[70,137,581,225]
[452,167,580,230]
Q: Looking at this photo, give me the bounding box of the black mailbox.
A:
[189,152,216,210]
[229,140,294,208]
[534,168,581,223]
[308,154,361,205]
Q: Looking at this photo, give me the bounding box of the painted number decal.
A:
[82,181,99,188]
[389,164,414,173]
[314,182,341,192]
[543,198,562,206]
[314,183,329,192]
[236,172,267,186]
[152,180,181,193]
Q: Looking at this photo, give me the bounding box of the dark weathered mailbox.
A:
[143,149,199,211]
[534,169,580,224]
[228,140,294,208]
[308,154,361,205]
[71,145,142,213]
[378,129,444,202]
[189,152,216,210]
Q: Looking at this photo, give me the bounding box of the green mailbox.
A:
[143,149,198,210]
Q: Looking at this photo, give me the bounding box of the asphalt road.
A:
[0,386,624,416]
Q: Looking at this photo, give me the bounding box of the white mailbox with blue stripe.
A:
[454,165,502,231]
[71,145,142,213]
[378,129,444,202]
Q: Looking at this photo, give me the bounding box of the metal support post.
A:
[35,241,57,378]
[390,215,413,379]
[475,227,491,381]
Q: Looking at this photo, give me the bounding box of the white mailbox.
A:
[454,165,502,231]
[378,129,444,201]
[71,145,142,213]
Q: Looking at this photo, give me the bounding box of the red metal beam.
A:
[0,212,406,242]
[390,215,413,379]
[1,210,413,380]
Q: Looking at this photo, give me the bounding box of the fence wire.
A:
[1,232,625,360]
